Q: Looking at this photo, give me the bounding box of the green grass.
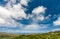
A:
[0,31,60,39]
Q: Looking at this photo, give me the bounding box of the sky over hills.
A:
[0,0,60,33]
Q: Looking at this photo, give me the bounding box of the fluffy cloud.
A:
[0,0,28,27]
[5,1,27,19]
[20,0,31,6]
[0,6,47,27]
[0,5,27,27]
[0,0,49,33]
[32,6,47,21]
[4,0,30,6]
[53,17,60,26]
[32,6,47,15]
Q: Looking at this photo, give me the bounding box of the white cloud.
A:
[53,17,60,26]
[0,6,15,26]
[20,0,31,6]
[45,14,51,20]
[36,15,45,21]
[10,0,16,3]
[5,2,27,19]
[0,0,32,27]
[0,0,48,33]
[24,23,48,30]
[32,6,47,15]
[24,23,40,30]
[0,0,27,27]
[0,18,6,24]
[5,0,31,6]
[32,6,47,21]
[4,0,16,3]
[0,0,30,27]
[52,28,60,31]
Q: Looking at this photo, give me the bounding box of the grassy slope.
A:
[0,31,60,39]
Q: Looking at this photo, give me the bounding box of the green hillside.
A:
[0,31,60,39]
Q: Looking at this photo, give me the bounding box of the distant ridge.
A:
[0,30,60,39]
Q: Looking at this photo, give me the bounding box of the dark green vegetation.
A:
[0,31,60,39]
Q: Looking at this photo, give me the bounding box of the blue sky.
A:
[0,0,60,34]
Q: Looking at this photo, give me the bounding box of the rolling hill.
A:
[0,31,60,39]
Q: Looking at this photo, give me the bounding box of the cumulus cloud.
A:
[20,0,31,6]
[5,1,27,19]
[53,17,60,26]
[32,6,47,15]
[0,0,28,27]
[0,0,48,33]
[32,6,47,21]
[0,5,27,27]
